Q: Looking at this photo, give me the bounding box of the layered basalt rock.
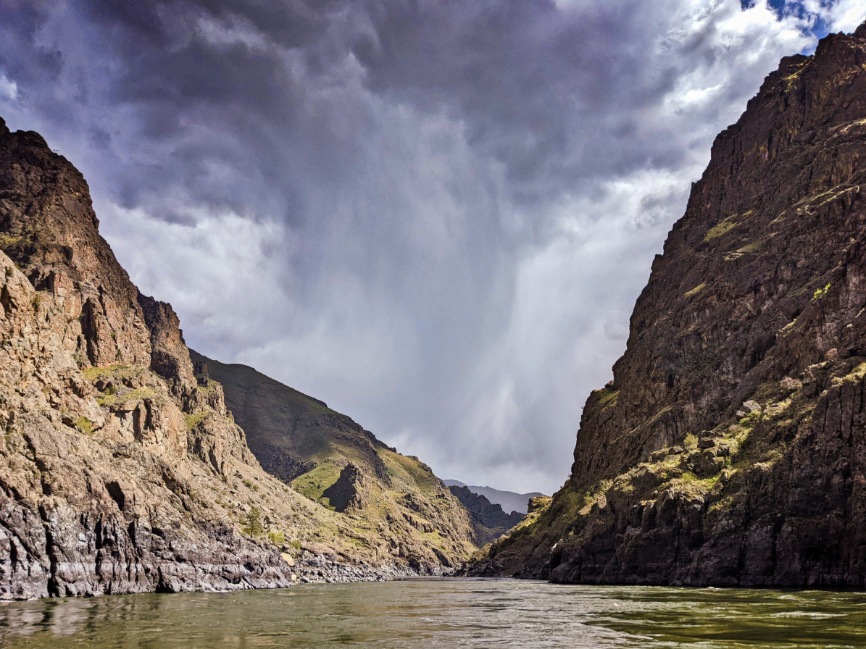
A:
[470,24,866,588]
[0,246,292,598]
[0,116,474,600]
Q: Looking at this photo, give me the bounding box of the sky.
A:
[1,0,864,494]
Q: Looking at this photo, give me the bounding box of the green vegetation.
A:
[83,363,141,382]
[291,463,342,504]
[194,378,222,395]
[4,266,12,278]
[94,384,117,406]
[98,387,160,408]
[684,283,706,297]
[184,411,209,430]
[74,416,94,435]
[665,471,721,498]
[241,507,264,536]
[737,240,761,254]
[597,388,619,411]
[703,215,739,241]
[813,282,831,300]
[83,365,167,408]
[383,449,437,491]
[579,479,612,515]
[267,530,286,545]
[738,409,765,430]
[0,235,23,249]
[832,362,866,387]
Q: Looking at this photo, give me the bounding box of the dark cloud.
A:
[0,0,861,492]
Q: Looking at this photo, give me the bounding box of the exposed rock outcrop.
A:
[470,23,866,588]
[0,245,292,598]
[323,463,372,513]
[449,485,524,545]
[0,115,471,600]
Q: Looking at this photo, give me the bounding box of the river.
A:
[1,578,864,648]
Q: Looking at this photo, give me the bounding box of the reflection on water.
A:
[1,579,865,648]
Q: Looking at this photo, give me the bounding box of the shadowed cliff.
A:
[470,23,866,588]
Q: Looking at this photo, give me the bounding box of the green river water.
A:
[1,579,864,648]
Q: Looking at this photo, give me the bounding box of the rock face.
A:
[444,480,543,515]
[0,117,295,598]
[0,116,467,600]
[191,352,478,569]
[470,24,866,588]
[448,485,524,544]
[323,463,372,512]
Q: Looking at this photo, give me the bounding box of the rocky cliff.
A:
[448,485,524,544]
[444,480,543,515]
[0,117,471,600]
[191,352,477,565]
[470,23,866,588]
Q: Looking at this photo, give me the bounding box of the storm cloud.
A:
[0,0,863,492]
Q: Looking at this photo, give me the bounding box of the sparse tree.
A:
[242,506,263,536]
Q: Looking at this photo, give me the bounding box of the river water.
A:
[1,578,864,648]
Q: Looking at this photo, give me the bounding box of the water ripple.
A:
[1,579,865,648]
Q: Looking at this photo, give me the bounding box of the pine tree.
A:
[242,506,263,536]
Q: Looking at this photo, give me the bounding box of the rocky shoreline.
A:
[293,553,450,585]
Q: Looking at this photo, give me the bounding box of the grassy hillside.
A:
[190,351,480,565]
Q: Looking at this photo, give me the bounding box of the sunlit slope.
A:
[191,351,479,565]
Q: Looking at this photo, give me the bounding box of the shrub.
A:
[267,530,285,545]
[184,411,209,430]
[703,216,739,242]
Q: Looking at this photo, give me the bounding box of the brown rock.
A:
[469,23,866,589]
[0,117,475,601]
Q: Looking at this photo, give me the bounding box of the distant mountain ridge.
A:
[447,486,524,544]
[444,480,543,515]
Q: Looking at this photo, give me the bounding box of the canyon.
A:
[0,116,491,599]
[469,23,866,588]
